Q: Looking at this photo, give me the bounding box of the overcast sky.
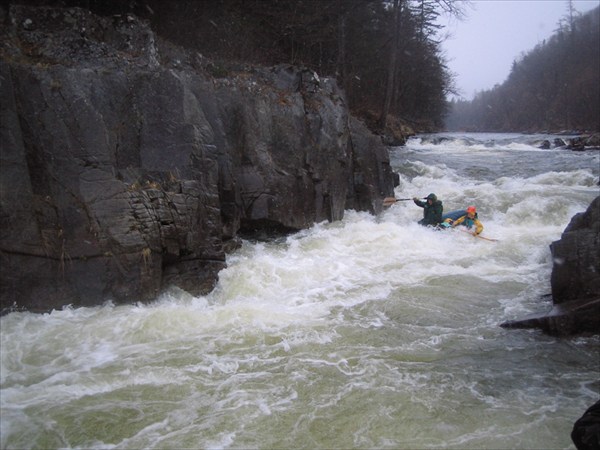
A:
[439,0,600,100]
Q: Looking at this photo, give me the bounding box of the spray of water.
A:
[1,133,599,449]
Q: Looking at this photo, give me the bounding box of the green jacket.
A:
[414,198,443,226]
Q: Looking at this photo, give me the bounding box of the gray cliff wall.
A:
[0,6,395,313]
[501,195,600,335]
[550,195,600,304]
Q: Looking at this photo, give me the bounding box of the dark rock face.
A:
[572,399,600,450]
[501,196,600,336]
[0,5,395,313]
[550,196,600,305]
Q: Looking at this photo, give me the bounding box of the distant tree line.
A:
[445,6,600,133]
[6,0,464,132]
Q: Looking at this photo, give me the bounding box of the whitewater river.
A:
[1,133,599,449]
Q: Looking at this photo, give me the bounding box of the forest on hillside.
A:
[9,1,594,135]
[5,0,463,133]
[445,6,600,133]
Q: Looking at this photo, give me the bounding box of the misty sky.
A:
[440,0,600,100]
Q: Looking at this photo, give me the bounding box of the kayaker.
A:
[413,193,443,226]
[450,205,484,235]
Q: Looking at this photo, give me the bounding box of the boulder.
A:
[553,138,567,148]
[571,399,600,450]
[539,140,551,149]
[0,5,395,313]
[550,196,600,304]
[564,134,600,151]
[584,133,600,149]
[567,137,586,151]
[501,196,600,335]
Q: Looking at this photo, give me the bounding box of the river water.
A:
[1,133,599,449]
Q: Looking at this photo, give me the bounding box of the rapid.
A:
[1,133,599,449]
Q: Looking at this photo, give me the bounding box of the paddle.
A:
[457,228,499,242]
[382,196,423,206]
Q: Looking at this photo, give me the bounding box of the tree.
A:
[17,0,459,132]
[445,6,599,132]
[379,0,403,129]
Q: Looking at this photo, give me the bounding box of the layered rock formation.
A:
[502,195,600,336]
[0,5,395,313]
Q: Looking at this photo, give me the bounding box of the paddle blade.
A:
[457,228,498,242]
[477,235,499,242]
[382,197,398,206]
[382,197,413,206]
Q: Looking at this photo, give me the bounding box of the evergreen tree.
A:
[445,6,599,132]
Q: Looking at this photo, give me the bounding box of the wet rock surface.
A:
[501,196,600,336]
[0,5,395,313]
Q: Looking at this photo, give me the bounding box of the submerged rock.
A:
[500,298,600,336]
[0,5,395,313]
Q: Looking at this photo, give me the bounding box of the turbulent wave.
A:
[411,132,589,152]
[1,133,599,449]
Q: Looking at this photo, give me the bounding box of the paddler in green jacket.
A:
[450,205,484,235]
[413,193,443,226]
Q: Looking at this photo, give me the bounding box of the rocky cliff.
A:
[502,195,600,336]
[0,5,396,313]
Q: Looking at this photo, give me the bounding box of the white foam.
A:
[1,132,598,449]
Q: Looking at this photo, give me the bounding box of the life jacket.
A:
[458,212,478,228]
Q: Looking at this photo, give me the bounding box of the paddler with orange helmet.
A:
[450,205,483,235]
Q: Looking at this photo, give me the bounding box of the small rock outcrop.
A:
[550,196,600,305]
[501,196,600,336]
[571,399,600,450]
[0,5,395,313]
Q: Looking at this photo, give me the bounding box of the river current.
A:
[1,133,599,449]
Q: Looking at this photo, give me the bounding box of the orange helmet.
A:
[466,206,476,214]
